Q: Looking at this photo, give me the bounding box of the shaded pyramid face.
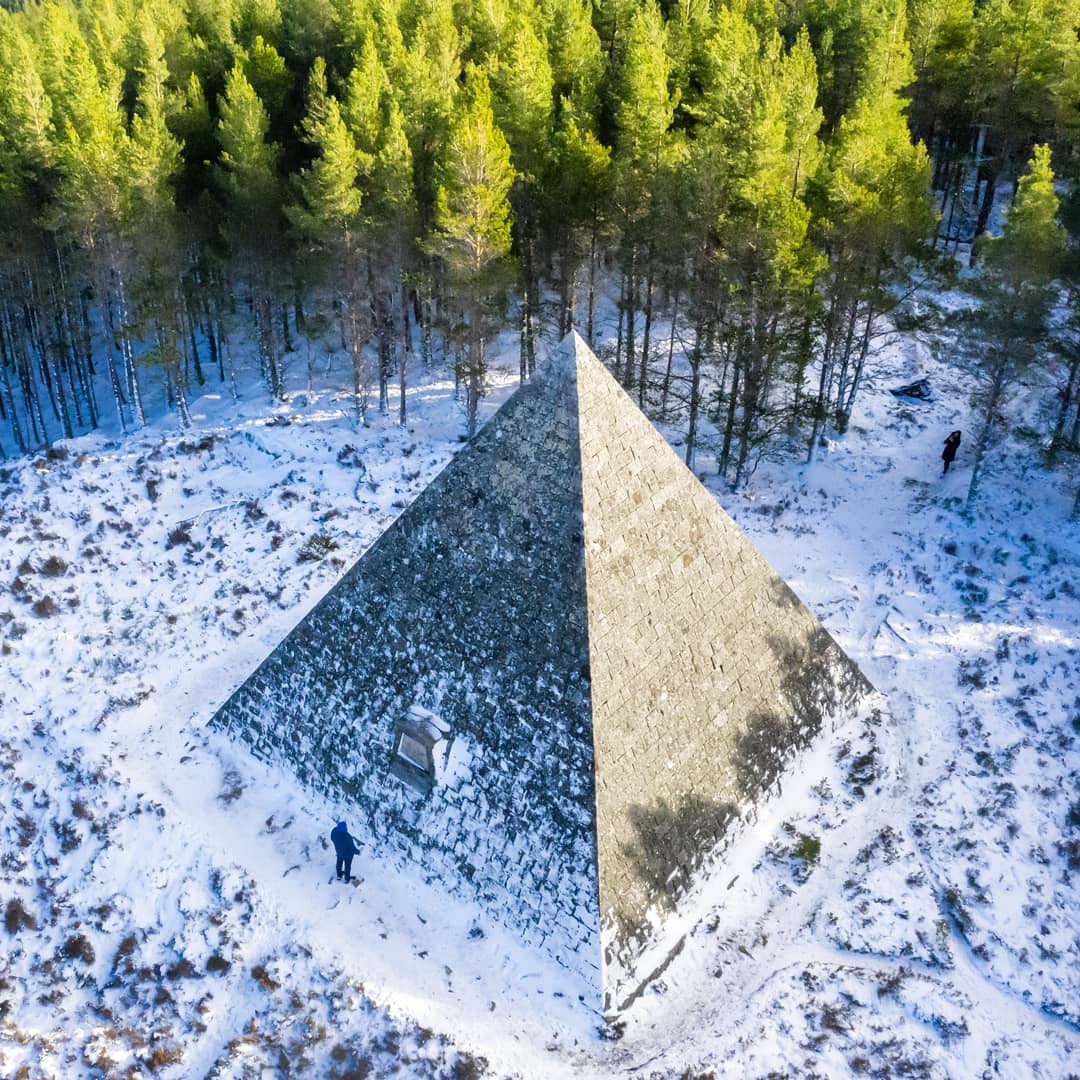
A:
[211,332,873,1014]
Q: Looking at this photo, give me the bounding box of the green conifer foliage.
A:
[342,36,390,158]
[540,0,602,116]
[964,143,1065,511]
[0,0,1078,487]
[431,63,515,438]
[216,62,285,398]
[399,0,461,225]
[127,13,191,423]
[611,0,676,392]
[546,104,611,342]
[808,0,933,446]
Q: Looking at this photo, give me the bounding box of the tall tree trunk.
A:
[807,290,845,462]
[186,301,205,386]
[624,249,637,389]
[1047,352,1080,467]
[223,327,239,402]
[112,259,145,427]
[79,292,94,375]
[0,311,27,453]
[525,237,537,378]
[720,340,742,479]
[519,286,529,382]
[558,255,569,338]
[638,261,655,409]
[22,343,48,445]
[347,303,366,425]
[615,270,626,373]
[257,288,282,400]
[48,260,83,430]
[379,312,391,414]
[49,348,74,440]
[832,297,861,426]
[685,314,707,469]
[965,357,1007,515]
[399,281,409,426]
[467,304,483,441]
[661,288,679,418]
[788,313,812,436]
[281,303,294,354]
[1,360,26,453]
[973,165,999,246]
[174,360,193,428]
[840,301,879,429]
[566,262,577,335]
[92,262,129,432]
[587,213,598,347]
[208,316,221,382]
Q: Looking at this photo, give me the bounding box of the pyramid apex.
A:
[526,329,595,388]
[533,329,599,386]
[562,328,596,364]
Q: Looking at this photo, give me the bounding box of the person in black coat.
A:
[330,821,360,883]
[942,430,961,474]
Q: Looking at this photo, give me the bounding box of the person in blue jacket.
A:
[330,821,360,883]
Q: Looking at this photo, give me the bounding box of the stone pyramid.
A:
[210,331,873,1014]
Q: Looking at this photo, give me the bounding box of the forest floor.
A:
[1,308,1078,1079]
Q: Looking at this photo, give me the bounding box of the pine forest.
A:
[0,0,1079,514]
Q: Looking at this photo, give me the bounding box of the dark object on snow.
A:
[942,430,961,474]
[891,378,934,401]
[330,821,360,882]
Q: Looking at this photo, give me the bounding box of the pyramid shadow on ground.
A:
[210,331,875,1016]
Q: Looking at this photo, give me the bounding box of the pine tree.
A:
[970,0,1080,238]
[431,63,514,439]
[127,13,191,426]
[399,0,461,228]
[489,6,555,380]
[678,0,765,468]
[807,3,933,452]
[964,144,1064,513]
[0,12,61,454]
[906,0,975,149]
[281,0,337,72]
[216,62,285,398]
[719,37,824,487]
[47,10,145,431]
[339,39,396,413]
[342,36,389,158]
[369,97,416,425]
[239,34,292,122]
[288,57,370,420]
[1046,180,1080,474]
[233,0,284,51]
[545,104,611,343]
[289,59,366,247]
[540,0,603,117]
[611,1,676,395]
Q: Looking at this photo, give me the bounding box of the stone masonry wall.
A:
[211,349,602,996]
[572,337,874,1010]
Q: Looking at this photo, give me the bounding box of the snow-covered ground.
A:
[1,314,1078,1078]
